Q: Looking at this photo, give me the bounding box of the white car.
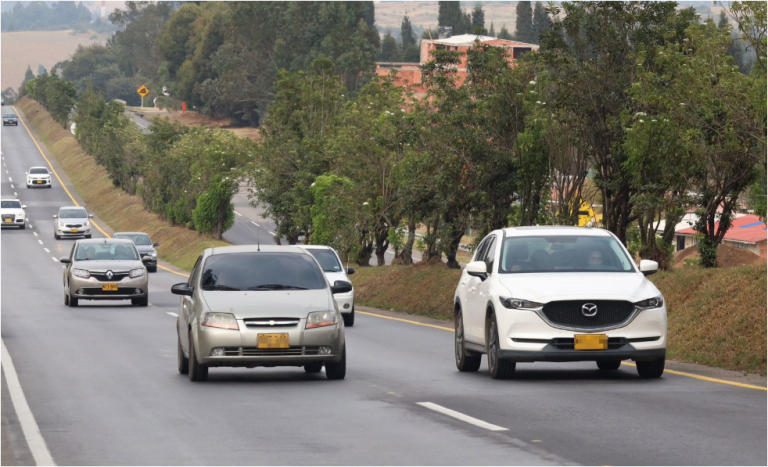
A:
[53,206,93,239]
[299,246,356,327]
[454,226,666,380]
[26,166,52,188]
[1,198,26,229]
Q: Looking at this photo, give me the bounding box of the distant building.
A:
[675,214,767,258]
[375,34,539,98]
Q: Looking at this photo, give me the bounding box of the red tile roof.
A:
[677,214,767,244]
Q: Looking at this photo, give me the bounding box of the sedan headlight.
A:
[500,297,543,310]
[201,312,239,330]
[58,222,66,228]
[73,268,90,278]
[634,296,664,310]
[306,310,337,329]
[83,220,90,227]
[129,268,144,278]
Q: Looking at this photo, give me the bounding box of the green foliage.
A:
[471,6,486,34]
[380,32,402,62]
[515,1,534,43]
[438,1,472,35]
[25,70,76,127]
[310,174,359,257]
[532,2,552,44]
[498,24,513,40]
[193,176,237,238]
[401,15,420,62]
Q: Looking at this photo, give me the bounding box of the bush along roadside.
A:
[16,97,230,271]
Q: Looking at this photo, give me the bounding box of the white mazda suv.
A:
[453,226,666,380]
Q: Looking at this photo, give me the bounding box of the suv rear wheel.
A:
[455,309,481,372]
[487,314,515,379]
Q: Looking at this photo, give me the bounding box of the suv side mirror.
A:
[466,261,488,280]
[52,215,58,219]
[639,259,659,276]
[21,205,26,209]
[153,242,160,247]
[88,214,94,218]
[346,267,355,275]
[141,256,154,263]
[331,280,353,295]
[171,283,194,296]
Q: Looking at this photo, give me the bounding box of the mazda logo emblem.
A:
[581,303,598,317]
[106,270,114,280]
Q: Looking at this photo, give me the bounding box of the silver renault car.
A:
[171,245,351,382]
[60,238,152,307]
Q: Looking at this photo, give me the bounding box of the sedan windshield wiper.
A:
[202,284,241,291]
[247,284,309,290]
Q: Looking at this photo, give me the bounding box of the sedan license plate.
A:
[257,333,289,349]
[574,334,608,350]
[102,283,119,292]
[35,180,43,184]
[70,228,78,233]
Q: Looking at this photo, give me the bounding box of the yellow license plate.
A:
[102,283,119,291]
[257,333,289,349]
[574,334,608,350]
[36,181,43,184]
[70,229,78,233]
[3,217,12,223]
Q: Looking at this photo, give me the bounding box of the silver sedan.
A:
[60,238,152,307]
[172,245,351,382]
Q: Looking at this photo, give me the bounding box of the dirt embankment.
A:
[675,244,764,269]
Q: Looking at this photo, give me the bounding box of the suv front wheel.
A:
[487,314,515,379]
[636,357,665,378]
[455,309,481,372]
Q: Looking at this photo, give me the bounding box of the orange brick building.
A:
[375,34,540,97]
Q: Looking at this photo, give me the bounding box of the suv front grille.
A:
[541,300,635,330]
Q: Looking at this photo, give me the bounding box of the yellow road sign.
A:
[137,85,149,97]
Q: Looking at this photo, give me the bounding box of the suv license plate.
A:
[70,229,78,233]
[257,333,289,349]
[36,181,43,184]
[3,217,12,223]
[102,283,118,291]
[574,334,608,350]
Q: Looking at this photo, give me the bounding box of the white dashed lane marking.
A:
[251,221,260,227]
[166,312,178,317]
[44,248,50,253]
[234,211,242,217]
[51,257,57,262]
[417,402,508,432]
[268,231,276,236]
[38,240,43,245]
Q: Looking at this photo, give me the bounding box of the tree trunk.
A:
[397,214,416,265]
[374,225,389,266]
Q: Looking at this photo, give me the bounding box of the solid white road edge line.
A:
[417,402,508,432]
[166,312,179,317]
[1,339,57,466]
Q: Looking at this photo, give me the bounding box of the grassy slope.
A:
[352,262,767,374]
[17,97,229,271]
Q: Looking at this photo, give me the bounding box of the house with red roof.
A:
[675,214,768,258]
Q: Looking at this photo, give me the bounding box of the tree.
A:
[401,15,420,62]
[193,176,237,239]
[515,1,534,43]
[472,5,486,34]
[489,21,495,37]
[18,66,36,97]
[721,1,767,72]
[498,24,513,40]
[438,2,462,30]
[532,2,552,44]
[380,32,402,62]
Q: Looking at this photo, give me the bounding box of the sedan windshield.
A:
[60,209,87,219]
[75,243,139,261]
[201,253,326,291]
[499,236,635,273]
[115,233,152,246]
[306,248,342,272]
[1,201,21,209]
[4,114,16,118]
[30,168,49,174]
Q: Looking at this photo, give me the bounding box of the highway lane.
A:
[2,109,767,465]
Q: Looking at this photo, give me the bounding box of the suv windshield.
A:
[306,248,342,272]
[499,236,635,273]
[201,253,326,291]
[115,233,151,246]
[60,209,87,219]
[1,201,21,209]
[75,243,138,261]
[4,114,16,118]
[30,168,48,174]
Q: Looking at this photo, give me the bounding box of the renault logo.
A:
[581,303,598,317]
[106,270,114,280]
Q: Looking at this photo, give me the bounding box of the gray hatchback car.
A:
[172,245,352,382]
[60,238,153,307]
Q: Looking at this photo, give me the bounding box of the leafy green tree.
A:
[310,174,359,260]
[472,5,486,34]
[498,24,513,40]
[401,15,420,62]
[156,3,202,82]
[438,2,463,31]
[515,1,534,43]
[488,21,495,37]
[193,176,237,239]
[380,32,402,62]
[532,2,551,44]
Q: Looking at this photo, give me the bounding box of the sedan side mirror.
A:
[639,259,659,276]
[88,214,94,218]
[331,280,353,295]
[153,242,160,247]
[346,267,355,275]
[171,283,194,296]
[60,257,71,264]
[466,261,488,281]
[52,215,58,219]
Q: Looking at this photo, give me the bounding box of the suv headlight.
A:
[129,268,144,278]
[306,310,337,329]
[500,297,543,310]
[201,312,239,330]
[149,251,157,257]
[634,296,664,310]
[73,268,90,278]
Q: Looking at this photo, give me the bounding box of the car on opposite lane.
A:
[298,245,356,327]
[454,226,666,380]
[172,245,351,382]
[26,166,52,188]
[1,198,26,229]
[113,232,160,272]
[53,206,93,239]
[60,238,152,307]
[3,112,18,126]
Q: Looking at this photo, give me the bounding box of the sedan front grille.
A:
[224,346,321,357]
[65,224,83,228]
[541,300,636,330]
[90,272,130,282]
[243,318,300,327]
[80,287,142,296]
[550,337,628,350]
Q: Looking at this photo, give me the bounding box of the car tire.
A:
[343,308,354,327]
[68,294,78,307]
[188,331,208,382]
[85,234,92,239]
[177,335,189,375]
[487,314,515,380]
[304,362,323,373]
[132,294,149,307]
[636,357,665,378]
[148,266,157,273]
[54,233,60,240]
[455,309,481,372]
[597,360,622,371]
[19,223,25,230]
[325,346,346,380]
[64,293,69,306]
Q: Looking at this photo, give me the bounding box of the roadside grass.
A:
[351,262,767,374]
[16,97,229,272]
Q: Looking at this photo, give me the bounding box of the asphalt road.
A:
[2,108,767,466]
